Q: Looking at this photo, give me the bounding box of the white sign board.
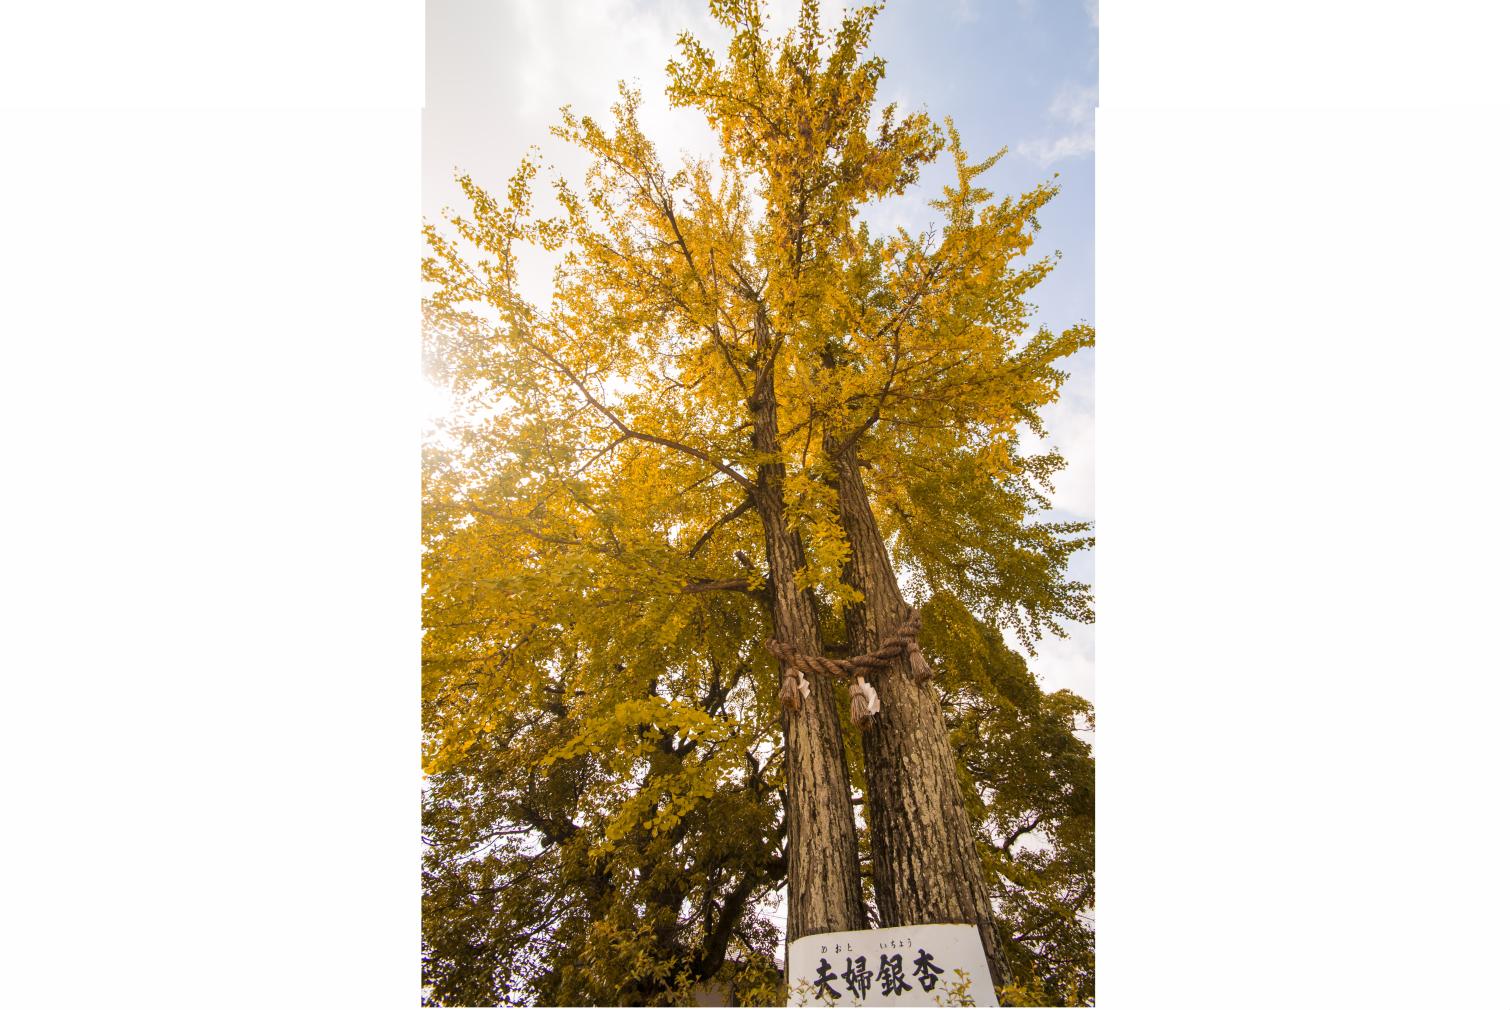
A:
[786,923,997,1007]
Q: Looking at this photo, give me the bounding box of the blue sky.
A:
[424,0,1096,699]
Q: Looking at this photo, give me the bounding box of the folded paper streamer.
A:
[849,676,881,728]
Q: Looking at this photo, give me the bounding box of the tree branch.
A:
[686,495,756,558]
[682,577,760,596]
[1000,812,1047,855]
[518,330,756,492]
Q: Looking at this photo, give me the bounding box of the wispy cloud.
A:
[1048,83,1097,126]
[1017,81,1097,167]
[1031,615,1095,701]
[1017,131,1095,165]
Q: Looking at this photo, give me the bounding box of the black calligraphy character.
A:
[812,957,842,1000]
[841,955,873,1000]
[878,953,912,996]
[912,949,945,992]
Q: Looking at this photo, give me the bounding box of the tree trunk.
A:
[749,325,866,945]
[827,437,1011,991]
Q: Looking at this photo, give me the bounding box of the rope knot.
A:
[778,666,811,712]
[849,676,880,728]
[905,639,933,684]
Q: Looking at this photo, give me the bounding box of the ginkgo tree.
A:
[423,0,1093,1004]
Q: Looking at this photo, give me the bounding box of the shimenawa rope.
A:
[766,607,932,728]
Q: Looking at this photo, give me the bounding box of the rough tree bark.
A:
[749,319,867,945]
[826,437,1011,991]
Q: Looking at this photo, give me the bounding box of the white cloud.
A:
[1017,81,1097,167]
[764,0,849,28]
[948,0,1036,21]
[1039,371,1095,522]
[1016,129,1095,166]
[426,0,725,305]
[1048,83,1098,126]
[1031,618,1095,702]
[1012,345,1094,707]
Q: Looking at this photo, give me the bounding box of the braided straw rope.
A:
[767,607,933,728]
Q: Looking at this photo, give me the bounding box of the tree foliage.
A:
[421,593,1095,1005]
[422,642,788,1006]
[923,594,1095,1005]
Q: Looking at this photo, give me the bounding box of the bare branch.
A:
[681,577,759,596]
[686,495,756,559]
[518,330,756,492]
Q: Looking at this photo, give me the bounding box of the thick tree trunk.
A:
[761,503,867,943]
[827,438,1011,991]
[748,334,866,945]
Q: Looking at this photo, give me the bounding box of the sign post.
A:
[785,923,998,1007]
